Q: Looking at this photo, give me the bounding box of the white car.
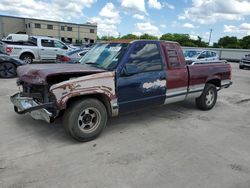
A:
[0,36,70,64]
[184,50,219,64]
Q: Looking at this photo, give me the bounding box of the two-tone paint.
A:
[11,40,232,123]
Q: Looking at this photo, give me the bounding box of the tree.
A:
[240,35,250,49]
[140,33,158,40]
[160,33,208,47]
[100,36,116,41]
[121,34,139,39]
[217,36,240,48]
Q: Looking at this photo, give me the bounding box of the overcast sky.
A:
[1,0,250,43]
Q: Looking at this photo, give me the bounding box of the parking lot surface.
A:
[0,63,250,188]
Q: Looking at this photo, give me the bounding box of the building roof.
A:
[0,14,97,28]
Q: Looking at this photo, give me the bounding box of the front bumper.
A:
[10,93,55,123]
[240,60,250,67]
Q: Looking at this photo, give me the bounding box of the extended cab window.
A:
[168,50,181,68]
[127,43,162,72]
[41,39,54,47]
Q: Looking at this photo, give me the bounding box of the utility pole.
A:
[208,29,213,46]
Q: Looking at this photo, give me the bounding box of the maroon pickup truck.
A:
[10,40,232,141]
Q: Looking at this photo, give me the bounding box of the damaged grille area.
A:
[20,82,55,104]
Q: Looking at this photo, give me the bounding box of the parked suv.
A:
[184,50,219,64]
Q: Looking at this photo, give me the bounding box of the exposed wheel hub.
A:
[82,114,92,124]
[78,108,101,133]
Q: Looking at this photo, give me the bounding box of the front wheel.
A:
[63,98,107,142]
[196,84,218,111]
[0,62,17,78]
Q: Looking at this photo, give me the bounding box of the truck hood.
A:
[17,64,107,85]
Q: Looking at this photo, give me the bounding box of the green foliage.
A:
[240,35,250,49]
[160,33,208,47]
[121,34,139,39]
[98,33,250,49]
[212,35,250,49]
[100,36,116,41]
[217,36,239,48]
[140,33,158,40]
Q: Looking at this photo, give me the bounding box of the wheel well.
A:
[20,52,34,59]
[206,79,221,87]
[66,94,112,117]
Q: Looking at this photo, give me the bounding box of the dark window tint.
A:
[47,24,53,30]
[168,50,181,68]
[28,23,31,28]
[127,43,162,72]
[90,29,95,33]
[41,39,54,47]
[67,27,72,31]
[28,37,37,45]
[35,23,41,28]
[25,24,27,29]
[61,26,65,31]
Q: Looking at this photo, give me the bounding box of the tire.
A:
[239,65,244,69]
[63,98,107,142]
[20,53,33,64]
[0,62,17,78]
[196,84,217,111]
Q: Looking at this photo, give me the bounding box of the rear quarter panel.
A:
[188,62,231,86]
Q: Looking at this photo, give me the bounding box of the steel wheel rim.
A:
[77,107,101,133]
[205,89,215,106]
[0,63,15,78]
[23,56,32,64]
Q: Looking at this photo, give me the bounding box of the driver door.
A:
[117,42,166,114]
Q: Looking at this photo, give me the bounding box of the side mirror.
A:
[121,64,139,76]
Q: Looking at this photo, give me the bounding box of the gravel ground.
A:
[0,63,250,188]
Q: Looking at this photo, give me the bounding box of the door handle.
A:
[41,49,45,51]
[54,49,58,51]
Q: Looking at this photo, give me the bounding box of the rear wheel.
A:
[196,84,217,111]
[0,62,17,78]
[63,98,107,142]
[20,54,33,64]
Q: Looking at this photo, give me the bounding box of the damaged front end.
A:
[10,80,59,123]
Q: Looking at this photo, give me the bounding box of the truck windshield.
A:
[79,43,129,70]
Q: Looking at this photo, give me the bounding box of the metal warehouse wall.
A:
[182,47,250,61]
